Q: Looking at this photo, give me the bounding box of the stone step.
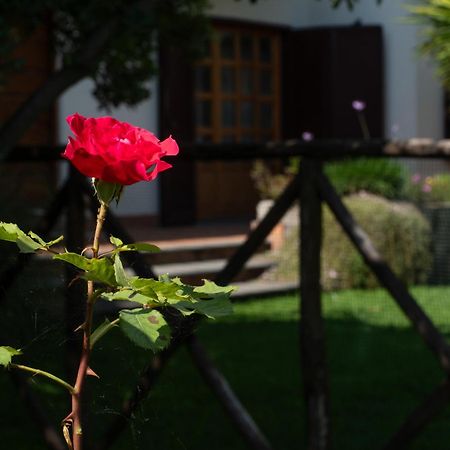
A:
[145,237,269,265]
[152,254,275,285]
[232,280,298,299]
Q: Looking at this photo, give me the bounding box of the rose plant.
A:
[0,114,234,450]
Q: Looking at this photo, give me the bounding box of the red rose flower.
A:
[63,113,179,185]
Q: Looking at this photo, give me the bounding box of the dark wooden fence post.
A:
[65,168,86,377]
[299,159,331,450]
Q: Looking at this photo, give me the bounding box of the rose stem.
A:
[70,202,107,450]
[10,363,75,393]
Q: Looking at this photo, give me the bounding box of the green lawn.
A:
[1,265,450,449]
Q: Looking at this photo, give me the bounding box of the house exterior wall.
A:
[56,0,445,217]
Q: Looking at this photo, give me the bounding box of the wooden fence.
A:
[2,138,450,450]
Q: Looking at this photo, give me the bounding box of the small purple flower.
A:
[411,174,421,184]
[422,183,432,193]
[352,100,366,112]
[301,131,314,142]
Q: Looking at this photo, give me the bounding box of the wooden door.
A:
[194,25,282,221]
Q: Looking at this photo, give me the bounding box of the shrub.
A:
[405,172,450,205]
[324,157,407,199]
[251,157,407,201]
[274,193,431,290]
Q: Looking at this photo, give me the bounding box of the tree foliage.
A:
[409,1,450,91]
[0,0,210,110]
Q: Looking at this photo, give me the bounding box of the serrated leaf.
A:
[101,289,159,307]
[0,346,22,367]
[194,279,235,296]
[119,309,171,352]
[122,242,160,253]
[91,319,119,349]
[190,294,234,318]
[114,254,129,287]
[0,223,63,253]
[129,276,235,318]
[0,222,41,253]
[131,277,188,300]
[110,236,123,247]
[54,253,116,286]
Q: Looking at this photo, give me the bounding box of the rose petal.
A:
[64,148,107,179]
[66,113,87,137]
[161,136,179,156]
[146,160,172,181]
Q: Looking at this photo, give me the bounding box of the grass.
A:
[1,263,450,449]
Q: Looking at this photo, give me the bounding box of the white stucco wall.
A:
[57,78,160,217]
[209,0,308,27]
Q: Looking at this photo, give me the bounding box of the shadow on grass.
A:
[1,282,450,449]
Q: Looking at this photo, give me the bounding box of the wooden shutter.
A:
[159,45,196,225]
[282,25,384,140]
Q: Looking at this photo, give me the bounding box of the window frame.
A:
[193,19,284,144]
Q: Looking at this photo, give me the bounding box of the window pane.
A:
[195,66,211,92]
[240,101,254,128]
[260,69,272,95]
[260,103,273,129]
[259,36,272,63]
[195,100,212,127]
[240,68,254,95]
[221,67,236,93]
[221,100,236,127]
[240,35,253,61]
[220,32,235,59]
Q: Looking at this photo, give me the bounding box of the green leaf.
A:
[94,179,123,205]
[0,346,22,367]
[190,294,234,318]
[108,236,160,256]
[131,277,191,304]
[130,276,235,318]
[54,253,116,286]
[194,279,235,296]
[91,319,119,349]
[119,309,171,352]
[114,254,129,287]
[0,223,63,253]
[102,289,159,307]
[0,223,41,253]
[110,236,123,247]
[121,242,160,253]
